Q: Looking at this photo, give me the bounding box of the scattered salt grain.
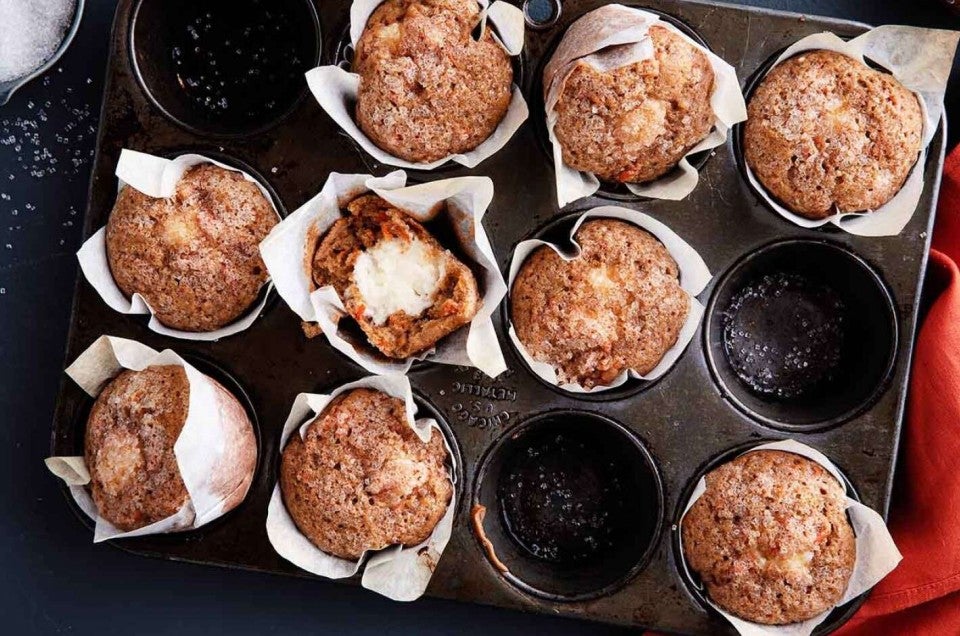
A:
[0,0,77,83]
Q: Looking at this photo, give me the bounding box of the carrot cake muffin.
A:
[106,163,278,332]
[84,365,257,532]
[682,450,856,625]
[511,219,688,389]
[551,24,715,184]
[279,388,453,560]
[311,194,480,359]
[744,50,924,219]
[353,0,514,163]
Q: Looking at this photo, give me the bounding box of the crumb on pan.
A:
[744,49,923,219]
[511,219,689,389]
[471,504,510,573]
[681,450,856,625]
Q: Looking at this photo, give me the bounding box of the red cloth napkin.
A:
[837,147,960,633]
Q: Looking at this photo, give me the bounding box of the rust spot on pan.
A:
[471,504,509,574]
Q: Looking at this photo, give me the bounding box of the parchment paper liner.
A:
[44,335,257,543]
[677,439,902,636]
[743,28,960,236]
[265,374,457,602]
[507,206,712,393]
[306,0,528,171]
[76,149,282,341]
[542,4,748,207]
[259,170,507,378]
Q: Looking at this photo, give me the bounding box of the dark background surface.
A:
[1,1,957,634]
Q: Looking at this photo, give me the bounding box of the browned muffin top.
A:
[311,194,480,359]
[106,163,278,332]
[552,25,715,184]
[85,366,191,532]
[354,0,513,163]
[682,450,856,625]
[744,49,924,219]
[511,219,689,389]
[280,388,453,560]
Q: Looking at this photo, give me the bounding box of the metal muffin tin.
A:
[50,0,945,634]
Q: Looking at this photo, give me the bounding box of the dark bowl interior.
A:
[130,0,321,136]
[473,411,663,601]
[705,240,898,431]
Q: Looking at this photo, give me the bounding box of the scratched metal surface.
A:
[49,0,945,634]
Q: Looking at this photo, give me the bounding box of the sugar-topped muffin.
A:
[106,163,278,332]
[280,388,453,560]
[311,193,480,359]
[744,50,923,219]
[511,219,688,388]
[682,450,856,625]
[551,24,715,184]
[84,365,257,532]
[354,0,513,163]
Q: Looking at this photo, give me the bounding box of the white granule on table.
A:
[0,0,77,83]
[353,237,445,325]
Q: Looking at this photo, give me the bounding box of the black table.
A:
[2,1,957,634]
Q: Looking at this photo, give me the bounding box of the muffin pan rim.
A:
[127,0,324,139]
[702,237,900,432]
[49,0,942,633]
[471,408,666,602]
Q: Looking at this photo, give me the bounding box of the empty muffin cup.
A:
[705,240,898,430]
[472,411,663,601]
[130,0,321,136]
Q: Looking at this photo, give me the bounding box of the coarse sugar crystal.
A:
[0,0,76,83]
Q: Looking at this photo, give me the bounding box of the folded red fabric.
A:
[837,146,960,633]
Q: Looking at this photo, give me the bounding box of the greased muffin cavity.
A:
[744,49,923,219]
[354,0,514,163]
[311,193,480,359]
[279,388,453,560]
[682,450,856,625]
[552,25,715,185]
[106,163,278,332]
[511,219,689,389]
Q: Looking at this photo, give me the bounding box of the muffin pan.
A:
[50,0,945,634]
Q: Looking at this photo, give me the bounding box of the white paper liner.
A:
[44,335,257,542]
[744,27,960,236]
[507,206,712,393]
[265,374,457,602]
[542,4,747,208]
[76,149,282,341]
[307,0,528,171]
[677,439,902,636]
[259,170,507,378]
